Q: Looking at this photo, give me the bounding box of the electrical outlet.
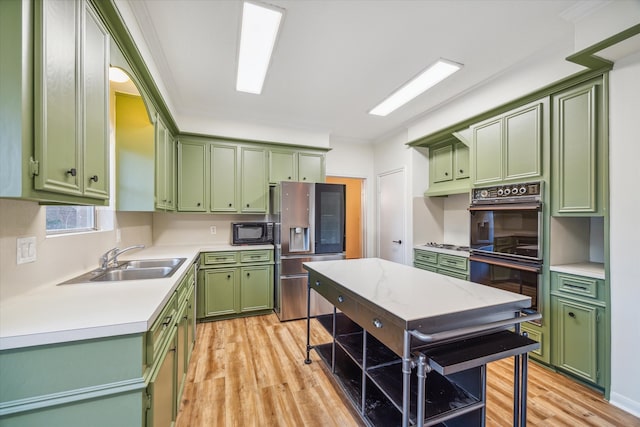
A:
[210,226,217,235]
[17,236,36,264]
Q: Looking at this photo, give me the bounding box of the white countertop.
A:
[303,258,530,323]
[414,245,470,258]
[0,244,273,351]
[550,262,605,280]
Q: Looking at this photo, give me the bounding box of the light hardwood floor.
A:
[176,314,640,427]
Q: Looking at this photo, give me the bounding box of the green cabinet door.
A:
[146,333,177,427]
[551,79,604,215]
[472,100,544,185]
[553,297,601,385]
[269,149,296,183]
[210,144,237,212]
[454,142,469,180]
[154,118,170,209]
[177,140,206,211]
[202,268,238,317]
[240,265,273,312]
[35,0,81,196]
[431,143,453,183]
[473,118,502,185]
[82,3,109,199]
[34,0,109,200]
[297,152,324,182]
[503,102,542,181]
[241,146,267,213]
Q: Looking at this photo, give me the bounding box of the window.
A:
[46,206,97,235]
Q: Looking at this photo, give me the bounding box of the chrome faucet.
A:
[99,244,145,269]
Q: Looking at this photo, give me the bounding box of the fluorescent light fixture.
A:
[236,1,284,94]
[369,59,462,116]
[109,67,130,83]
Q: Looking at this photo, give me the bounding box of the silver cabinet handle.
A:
[315,280,321,287]
[372,318,383,328]
[337,295,344,303]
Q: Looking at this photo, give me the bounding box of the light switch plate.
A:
[17,236,36,264]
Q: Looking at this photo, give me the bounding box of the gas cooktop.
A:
[423,242,470,252]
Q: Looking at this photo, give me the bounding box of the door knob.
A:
[392,240,402,244]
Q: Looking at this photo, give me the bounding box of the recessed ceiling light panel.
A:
[236,1,285,94]
[369,59,462,116]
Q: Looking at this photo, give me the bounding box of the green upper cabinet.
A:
[269,149,296,182]
[155,116,176,211]
[241,146,268,213]
[551,78,606,216]
[177,140,207,212]
[297,152,325,182]
[268,148,325,183]
[33,0,109,202]
[424,138,470,196]
[472,99,546,186]
[210,143,238,212]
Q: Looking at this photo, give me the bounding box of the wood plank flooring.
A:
[176,314,640,427]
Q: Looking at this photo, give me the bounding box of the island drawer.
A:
[146,293,177,366]
[309,275,357,317]
[353,301,404,356]
[201,251,238,266]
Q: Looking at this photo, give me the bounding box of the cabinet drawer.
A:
[414,249,438,265]
[520,323,543,357]
[552,273,601,301]
[354,301,404,356]
[147,293,177,366]
[202,251,238,266]
[240,250,272,264]
[438,254,469,273]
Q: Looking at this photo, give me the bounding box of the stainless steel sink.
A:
[122,258,185,269]
[91,267,174,282]
[59,258,186,285]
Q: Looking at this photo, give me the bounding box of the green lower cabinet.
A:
[240,265,274,312]
[413,249,469,280]
[146,329,177,427]
[198,250,274,320]
[202,268,238,317]
[552,296,604,386]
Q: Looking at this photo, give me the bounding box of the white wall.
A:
[608,49,640,417]
[326,139,376,257]
[0,199,152,299]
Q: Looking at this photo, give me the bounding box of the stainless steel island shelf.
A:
[303,258,540,427]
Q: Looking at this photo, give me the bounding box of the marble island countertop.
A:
[0,244,273,351]
[303,258,530,328]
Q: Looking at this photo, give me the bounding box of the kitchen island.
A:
[303,258,540,427]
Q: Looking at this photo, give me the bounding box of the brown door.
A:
[326,176,363,259]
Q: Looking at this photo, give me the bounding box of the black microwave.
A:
[231,222,274,245]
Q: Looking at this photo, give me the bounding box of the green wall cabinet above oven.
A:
[471,99,547,186]
[1,0,110,205]
[551,77,607,216]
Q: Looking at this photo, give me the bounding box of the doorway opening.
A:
[326,176,365,259]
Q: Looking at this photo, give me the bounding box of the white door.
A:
[378,168,406,263]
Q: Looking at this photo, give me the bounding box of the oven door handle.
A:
[469,254,541,273]
[469,202,541,211]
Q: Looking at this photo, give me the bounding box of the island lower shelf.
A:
[314,313,538,426]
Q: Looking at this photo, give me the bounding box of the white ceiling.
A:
[120,0,603,143]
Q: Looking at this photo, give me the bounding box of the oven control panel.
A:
[472,181,542,203]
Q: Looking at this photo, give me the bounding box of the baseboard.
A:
[609,392,640,418]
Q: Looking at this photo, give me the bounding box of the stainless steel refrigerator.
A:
[270,181,346,321]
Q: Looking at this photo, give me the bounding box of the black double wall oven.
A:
[469,182,542,320]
